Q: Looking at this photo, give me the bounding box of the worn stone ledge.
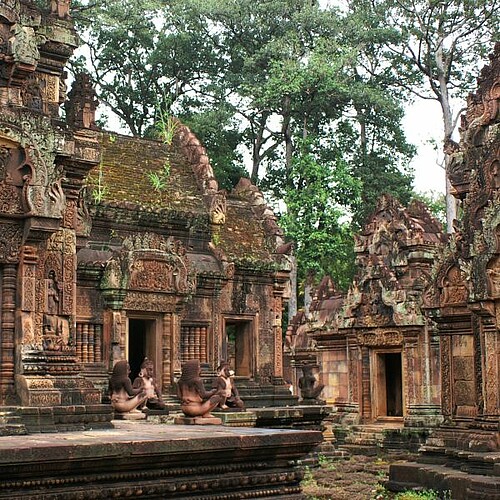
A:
[0,420,322,499]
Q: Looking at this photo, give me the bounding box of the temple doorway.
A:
[127,318,157,382]
[224,319,253,377]
[373,351,403,418]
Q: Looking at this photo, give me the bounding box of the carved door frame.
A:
[124,312,163,393]
[370,347,405,421]
[222,314,256,378]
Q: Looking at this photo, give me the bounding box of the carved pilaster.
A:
[162,313,172,389]
[440,335,452,418]
[402,331,420,408]
[361,345,371,421]
[0,263,16,403]
[171,313,181,379]
[347,334,360,405]
[482,313,499,416]
[472,314,484,415]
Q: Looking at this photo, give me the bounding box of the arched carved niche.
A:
[0,112,66,220]
[34,229,76,350]
[0,142,33,215]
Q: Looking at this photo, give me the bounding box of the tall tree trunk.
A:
[436,43,458,233]
[251,114,268,183]
[282,95,293,171]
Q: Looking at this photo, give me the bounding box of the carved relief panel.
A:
[441,266,468,307]
[35,229,76,351]
[0,222,22,263]
[451,334,476,417]
[0,144,31,215]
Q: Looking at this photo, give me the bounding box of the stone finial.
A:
[65,73,99,130]
[9,23,39,66]
[50,0,71,19]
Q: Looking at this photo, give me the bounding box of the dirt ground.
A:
[302,453,404,500]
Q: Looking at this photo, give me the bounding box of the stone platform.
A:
[0,420,322,499]
[388,457,500,500]
[387,427,500,499]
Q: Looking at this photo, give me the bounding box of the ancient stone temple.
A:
[286,195,447,431]
[0,0,292,431]
[389,44,500,498]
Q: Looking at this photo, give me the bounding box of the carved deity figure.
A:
[298,365,325,403]
[109,360,147,415]
[213,361,245,411]
[177,359,221,418]
[132,357,166,410]
[46,270,60,315]
[43,270,63,347]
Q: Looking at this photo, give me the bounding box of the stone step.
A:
[388,461,500,500]
[0,424,27,436]
[0,409,27,436]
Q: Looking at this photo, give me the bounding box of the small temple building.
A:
[285,195,447,431]
[0,0,293,430]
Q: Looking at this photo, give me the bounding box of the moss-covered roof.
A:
[218,197,273,263]
[85,131,284,267]
[87,133,207,215]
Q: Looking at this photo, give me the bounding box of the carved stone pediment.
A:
[0,112,67,224]
[101,233,197,300]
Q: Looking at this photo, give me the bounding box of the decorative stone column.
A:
[0,263,17,403]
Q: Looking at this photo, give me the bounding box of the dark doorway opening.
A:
[128,319,155,382]
[383,352,403,417]
[224,320,252,377]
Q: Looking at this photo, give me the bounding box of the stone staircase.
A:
[0,407,27,436]
[333,423,429,456]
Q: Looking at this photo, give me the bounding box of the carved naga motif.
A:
[210,191,226,224]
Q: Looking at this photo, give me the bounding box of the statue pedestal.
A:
[114,410,146,421]
[214,411,256,427]
[16,375,101,406]
[174,415,222,425]
[143,408,170,424]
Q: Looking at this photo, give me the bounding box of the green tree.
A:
[277,137,361,290]
[351,0,500,231]
[72,0,219,136]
